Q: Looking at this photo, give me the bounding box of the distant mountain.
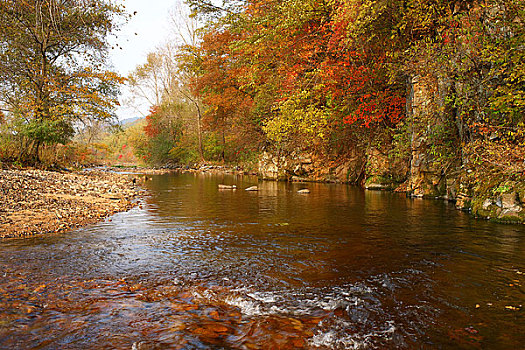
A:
[118,117,142,126]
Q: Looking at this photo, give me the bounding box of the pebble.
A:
[0,169,141,238]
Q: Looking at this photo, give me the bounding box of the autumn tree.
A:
[0,0,126,163]
[126,2,209,165]
[182,0,523,184]
[186,0,409,160]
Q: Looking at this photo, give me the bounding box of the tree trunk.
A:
[195,102,204,162]
[221,129,226,162]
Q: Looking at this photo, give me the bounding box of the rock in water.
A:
[298,188,310,194]
[245,186,258,191]
[218,184,236,190]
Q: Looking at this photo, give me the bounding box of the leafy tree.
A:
[181,0,524,181]
[186,0,408,158]
[127,45,205,165]
[0,0,126,163]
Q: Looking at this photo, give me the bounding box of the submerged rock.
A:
[218,184,236,190]
[245,186,258,191]
[297,188,310,194]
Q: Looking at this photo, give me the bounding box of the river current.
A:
[0,172,523,349]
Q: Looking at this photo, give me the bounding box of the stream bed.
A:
[0,172,523,349]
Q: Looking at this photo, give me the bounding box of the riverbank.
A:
[0,169,142,239]
[255,148,525,225]
[136,159,524,225]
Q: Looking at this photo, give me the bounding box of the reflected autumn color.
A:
[0,173,523,349]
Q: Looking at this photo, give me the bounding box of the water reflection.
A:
[0,172,523,349]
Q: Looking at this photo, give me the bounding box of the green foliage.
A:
[427,118,460,166]
[132,104,204,166]
[101,120,145,165]
[483,1,525,127]
[19,119,75,146]
[388,122,412,163]
[202,133,224,161]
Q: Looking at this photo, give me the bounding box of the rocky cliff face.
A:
[406,74,460,199]
[404,71,524,223]
[258,144,408,189]
[472,190,525,223]
[258,148,524,224]
[260,148,363,182]
[258,151,364,184]
[258,70,524,224]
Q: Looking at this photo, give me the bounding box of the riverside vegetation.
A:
[0,0,524,225]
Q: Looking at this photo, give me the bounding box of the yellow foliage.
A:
[263,90,330,145]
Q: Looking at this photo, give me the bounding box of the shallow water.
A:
[0,172,523,349]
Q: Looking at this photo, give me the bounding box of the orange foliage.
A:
[144,106,161,138]
[192,0,407,144]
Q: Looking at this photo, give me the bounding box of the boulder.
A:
[365,183,390,190]
[482,199,492,210]
[501,192,521,211]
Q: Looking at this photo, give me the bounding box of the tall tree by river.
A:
[0,0,125,164]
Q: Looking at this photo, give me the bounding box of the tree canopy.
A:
[179,0,523,160]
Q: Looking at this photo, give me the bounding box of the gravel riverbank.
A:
[0,169,142,239]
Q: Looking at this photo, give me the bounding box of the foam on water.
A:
[224,295,266,316]
[309,319,396,349]
[181,279,401,348]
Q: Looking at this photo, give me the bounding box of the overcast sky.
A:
[109,0,176,120]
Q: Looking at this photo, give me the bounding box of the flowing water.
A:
[0,172,523,349]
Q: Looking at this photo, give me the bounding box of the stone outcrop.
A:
[406,75,455,198]
[258,151,365,184]
[471,184,525,223]
[258,152,292,181]
[403,73,525,223]
[364,146,408,191]
[258,145,408,189]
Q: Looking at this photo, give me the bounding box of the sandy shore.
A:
[0,169,143,239]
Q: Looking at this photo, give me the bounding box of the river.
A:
[0,172,523,349]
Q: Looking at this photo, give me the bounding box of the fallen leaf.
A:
[129,284,141,292]
[209,324,229,333]
[292,338,305,347]
[169,320,187,332]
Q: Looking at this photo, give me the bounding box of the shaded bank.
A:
[0,169,142,238]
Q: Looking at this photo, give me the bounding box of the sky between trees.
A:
[110,0,175,120]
